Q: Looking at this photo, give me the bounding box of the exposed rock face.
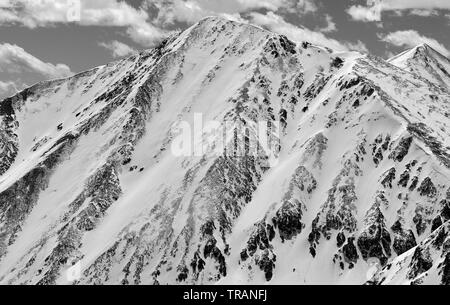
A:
[407,247,434,281]
[357,203,392,266]
[418,177,437,198]
[441,200,450,221]
[391,220,417,256]
[0,99,19,176]
[308,158,359,256]
[273,200,305,242]
[442,253,450,285]
[272,166,316,242]
[240,221,277,281]
[370,222,450,285]
[0,17,449,285]
[389,137,413,162]
[381,168,396,188]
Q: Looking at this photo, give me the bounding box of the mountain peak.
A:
[417,42,432,50]
[187,15,267,38]
[389,42,448,63]
[413,43,447,58]
[388,42,450,88]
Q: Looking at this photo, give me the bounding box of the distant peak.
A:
[389,42,449,65]
[414,43,434,55]
[413,43,449,59]
[417,42,431,49]
[180,15,271,45]
[186,15,247,35]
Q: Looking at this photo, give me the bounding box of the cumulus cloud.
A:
[0,43,73,99]
[237,0,296,11]
[0,0,167,47]
[316,14,337,33]
[99,40,137,58]
[149,0,211,26]
[409,9,439,17]
[0,80,17,98]
[148,0,318,26]
[0,0,327,47]
[218,0,317,14]
[345,40,370,53]
[347,0,450,22]
[347,4,382,22]
[248,12,368,53]
[380,30,450,56]
[0,43,72,78]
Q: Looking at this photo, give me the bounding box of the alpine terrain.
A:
[0,17,449,285]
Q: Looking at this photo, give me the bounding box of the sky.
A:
[0,0,449,99]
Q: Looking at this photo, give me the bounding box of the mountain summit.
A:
[388,43,450,89]
[0,16,449,285]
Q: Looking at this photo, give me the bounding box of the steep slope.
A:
[0,17,449,285]
[388,43,450,89]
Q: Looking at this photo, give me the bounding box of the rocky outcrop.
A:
[0,134,79,259]
[391,220,417,256]
[0,97,19,176]
[309,160,360,256]
[240,221,277,281]
[389,136,413,162]
[272,166,316,242]
[272,200,304,243]
[407,123,450,168]
[357,202,391,265]
[199,221,227,280]
[417,177,437,198]
[37,163,122,285]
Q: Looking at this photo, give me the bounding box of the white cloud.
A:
[0,43,72,99]
[219,13,248,23]
[0,0,167,47]
[149,0,318,26]
[0,43,72,78]
[248,12,368,53]
[345,40,370,53]
[347,0,450,22]
[99,40,136,58]
[347,4,382,22]
[150,0,211,26]
[409,9,439,17]
[0,0,324,47]
[380,30,450,56]
[0,80,17,98]
[317,14,337,33]
[237,0,317,14]
[293,0,318,14]
[237,0,290,11]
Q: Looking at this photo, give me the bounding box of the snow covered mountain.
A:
[388,43,450,90]
[0,16,449,285]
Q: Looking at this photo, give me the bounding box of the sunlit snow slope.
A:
[0,17,449,285]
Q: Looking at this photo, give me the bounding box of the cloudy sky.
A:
[1,0,449,99]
